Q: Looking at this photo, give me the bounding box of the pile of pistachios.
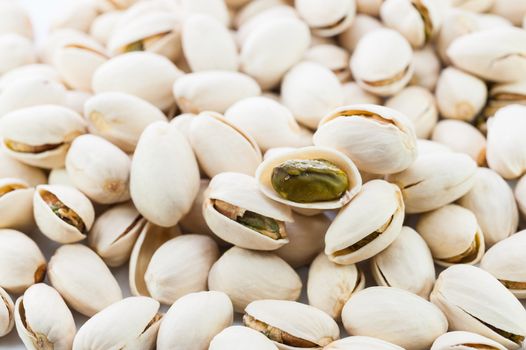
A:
[2,0,526,349]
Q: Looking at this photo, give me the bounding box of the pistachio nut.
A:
[459,167,518,247]
[431,331,507,350]
[256,146,362,211]
[234,0,290,28]
[157,291,233,350]
[88,201,145,267]
[304,44,351,82]
[314,104,418,175]
[64,90,92,115]
[0,105,87,169]
[33,184,95,244]
[173,70,261,114]
[386,152,477,213]
[295,0,356,37]
[430,264,526,349]
[480,230,526,298]
[0,149,46,187]
[170,112,196,139]
[210,326,279,350]
[515,173,526,217]
[411,45,441,90]
[371,226,436,298]
[385,85,438,139]
[486,104,526,179]
[307,253,365,320]
[179,179,216,238]
[447,27,526,83]
[337,14,382,52]
[432,120,486,165]
[48,244,122,317]
[244,299,340,349]
[281,61,344,129]
[179,0,230,26]
[325,336,407,350]
[0,287,13,337]
[342,287,448,350]
[451,0,495,12]
[325,180,404,265]
[342,82,383,106]
[48,168,73,187]
[0,178,34,230]
[72,296,162,350]
[89,10,122,46]
[416,139,452,155]
[14,283,76,350]
[189,111,262,177]
[0,64,61,91]
[84,91,167,153]
[0,1,32,38]
[490,0,526,25]
[92,51,183,110]
[51,1,98,33]
[435,67,487,122]
[350,29,413,97]
[225,96,312,152]
[482,81,526,124]
[130,121,200,227]
[0,34,36,75]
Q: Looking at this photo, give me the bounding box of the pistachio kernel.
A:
[39,190,86,233]
[123,41,144,52]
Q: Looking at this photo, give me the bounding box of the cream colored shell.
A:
[337,14,382,53]
[179,179,215,238]
[432,120,486,165]
[431,331,507,350]
[0,287,14,337]
[295,0,356,37]
[0,2,32,38]
[0,34,36,75]
[209,326,278,350]
[515,173,526,217]
[0,178,34,230]
[342,82,383,106]
[0,152,46,187]
[304,44,351,82]
[325,336,406,350]
[411,45,441,91]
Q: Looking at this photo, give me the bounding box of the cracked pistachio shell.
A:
[371,226,435,299]
[210,326,278,350]
[337,14,382,52]
[73,296,161,350]
[129,222,181,297]
[411,45,441,90]
[240,17,311,90]
[448,27,526,83]
[281,61,344,129]
[435,68,487,122]
[432,120,486,165]
[459,168,518,247]
[481,230,526,298]
[432,331,507,350]
[144,234,219,305]
[486,105,526,179]
[208,247,302,312]
[225,97,312,152]
[0,105,87,169]
[256,146,362,211]
[0,178,34,230]
[130,121,199,227]
[451,0,495,12]
[385,86,438,139]
[14,283,76,350]
[189,111,262,177]
[0,150,46,187]
[0,34,36,75]
[295,0,356,37]
[386,152,477,213]
[342,82,382,106]
[173,70,261,114]
[0,287,13,337]
[179,179,216,238]
[483,80,526,121]
[84,91,167,153]
[304,44,351,82]
[326,336,406,350]
[157,291,233,350]
[48,244,122,317]
[92,51,183,110]
[342,287,448,350]
[88,201,145,267]
[244,299,340,349]
[204,172,292,250]
[33,184,95,244]
[65,135,131,204]
[350,29,413,97]
[0,1,32,38]
[325,180,404,265]
[417,205,485,267]
[430,265,526,349]
[314,104,417,175]
[0,229,46,294]
[307,253,365,320]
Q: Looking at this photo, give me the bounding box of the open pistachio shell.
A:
[431,331,507,350]
[0,287,14,337]
[0,151,46,187]
[0,178,34,230]
[295,0,356,37]
[210,326,278,350]
[325,180,404,265]
[325,336,406,350]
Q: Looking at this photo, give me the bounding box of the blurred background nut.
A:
[342,82,382,106]
[304,44,351,82]
[431,331,507,350]
[411,45,441,91]
[295,0,356,37]
[209,325,278,350]
[0,34,36,75]
[0,150,46,187]
[0,178,34,231]
[431,120,486,165]
[0,287,14,338]
[325,336,406,350]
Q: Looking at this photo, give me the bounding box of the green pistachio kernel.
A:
[123,40,144,52]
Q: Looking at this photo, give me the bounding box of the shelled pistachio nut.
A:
[459,167,518,247]
[307,253,364,320]
[244,299,340,349]
[48,244,122,317]
[157,291,233,350]
[14,283,76,350]
[480,230,526,298]
[0,152,46,187]
[411,45,442,90]
[431,331,507,350]
[0,34,36,75]
[0,287,14,337]
[210,326,278,350]
[203,172,292,250]
[386,152,477,213]
[371,226,435,298]
[295,0,356,37]
[482,81,526,122]
[430,264,526,349]
[84,91,168,153]
[304,44,351,82]
[0,229,46,294]
[208,247,302,312]
[88,201,145,267]
[33,184,95,244]
[0,105,87,169]
[325,336,406,350]
[342,82,382,106]
[325,180,404,265]
[432,120,486,165]
[72,296,161,350]
[130,121,200,227]
[0,178,34,230]
[314,104,417,175]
